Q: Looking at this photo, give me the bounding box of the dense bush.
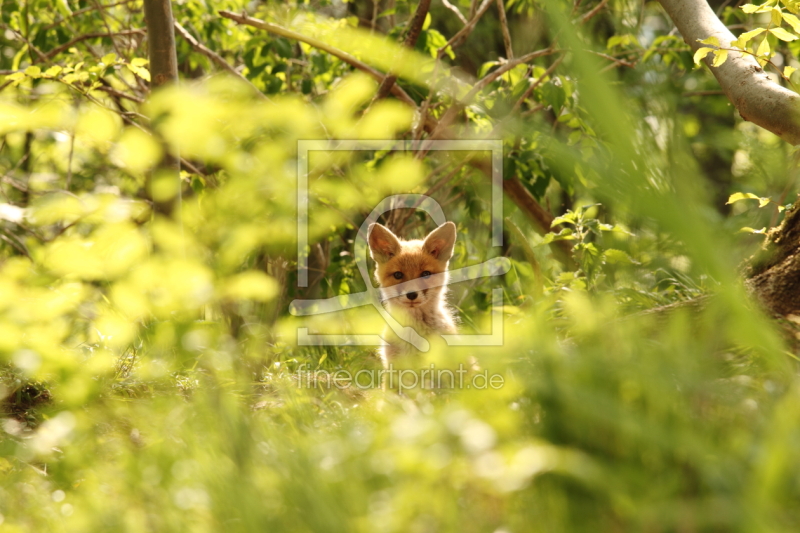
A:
[1,0,799,531]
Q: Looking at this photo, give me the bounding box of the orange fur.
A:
[367,222,458,364]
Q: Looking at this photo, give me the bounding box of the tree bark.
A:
[659,0,800,145]
[660,0,800,317]
[143,0,178,88]
[746,203,800,316]
[143,0,181,216]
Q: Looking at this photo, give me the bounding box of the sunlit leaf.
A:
[770,27,799,41]
[698,36,720,46]
[693,47,714,64]
[738,27,767,43]
[727,192,760,204]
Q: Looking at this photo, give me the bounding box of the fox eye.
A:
[421,271,431,278]
[393,272,403,279]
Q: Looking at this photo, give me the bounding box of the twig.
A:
[438,0,494,58]
[41,0,138,31]
[6,28,49,63]
[370,0,432,103]
[579,0,610,24]
[44,29,146,60]
[218,10,418,108]
[174,21,269,101]
[510,54,564,114]
[442,0,469,25]
[95,85,145,103]
[0,228,30,258]
[91,0,126,60]
[66,130,75,191]
[180,157,207,178]
[496,0,514,59]
[586,49,636,69]
[469,0,480,19]
[395,160,469,228]
[424,47,556,146]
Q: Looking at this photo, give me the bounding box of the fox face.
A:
[367,222,457,312]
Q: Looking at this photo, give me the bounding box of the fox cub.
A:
[367,221,458,364]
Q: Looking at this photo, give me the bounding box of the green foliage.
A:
[696,0,800,86]
[0,0,798,531]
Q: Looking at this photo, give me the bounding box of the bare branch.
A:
[95,85,145,103]
[659,0,800,145]
[44,30,145,61]
[6,28,49,63]
[425,47,556,143]
[218,10,418,108]
[510,55,564,114]
[174,21,269,101]
[438,0,494,57]
[496,0,514,59]
[579,0,609,24]
[441,0,468,25]
[371,0,432,103]
[41,0,138,32]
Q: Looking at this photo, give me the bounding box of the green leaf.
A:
[783,12,800,32]
[738,27,767,44]
[101,53,117,65]
[742,2,775,13]
[698,36,720,46]
[25,65,41,78]
[693,47,714,64]
[126,64,150,82]
[43,65,62,78]
[130,57,148,67]
[770,27,799,41]
[772,7,784,26]
[785,65,797,78]
[756,36,771,57]
[603,249,639,265]
[422,12,431,31]
[726,192,760,204]
[551,214,576,226]
[712,49,729,67]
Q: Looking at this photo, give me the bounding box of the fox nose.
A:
[407,292,418,301]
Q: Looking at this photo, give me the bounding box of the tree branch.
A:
[143,0,180,216]
[174,21,269,101]
[496,0,514,59]
[217,10,418,108]
[372,0,432,102]
[659,0,800,145]
[44,30,145,61]
[439,0,494,57]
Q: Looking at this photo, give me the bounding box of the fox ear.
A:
[424,222,457,262]
[368,223,401,262]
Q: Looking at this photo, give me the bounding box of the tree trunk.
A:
[143,0,181,216]
[659,0,800,317]
[746,203,800,316]
[658,0,800,144]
